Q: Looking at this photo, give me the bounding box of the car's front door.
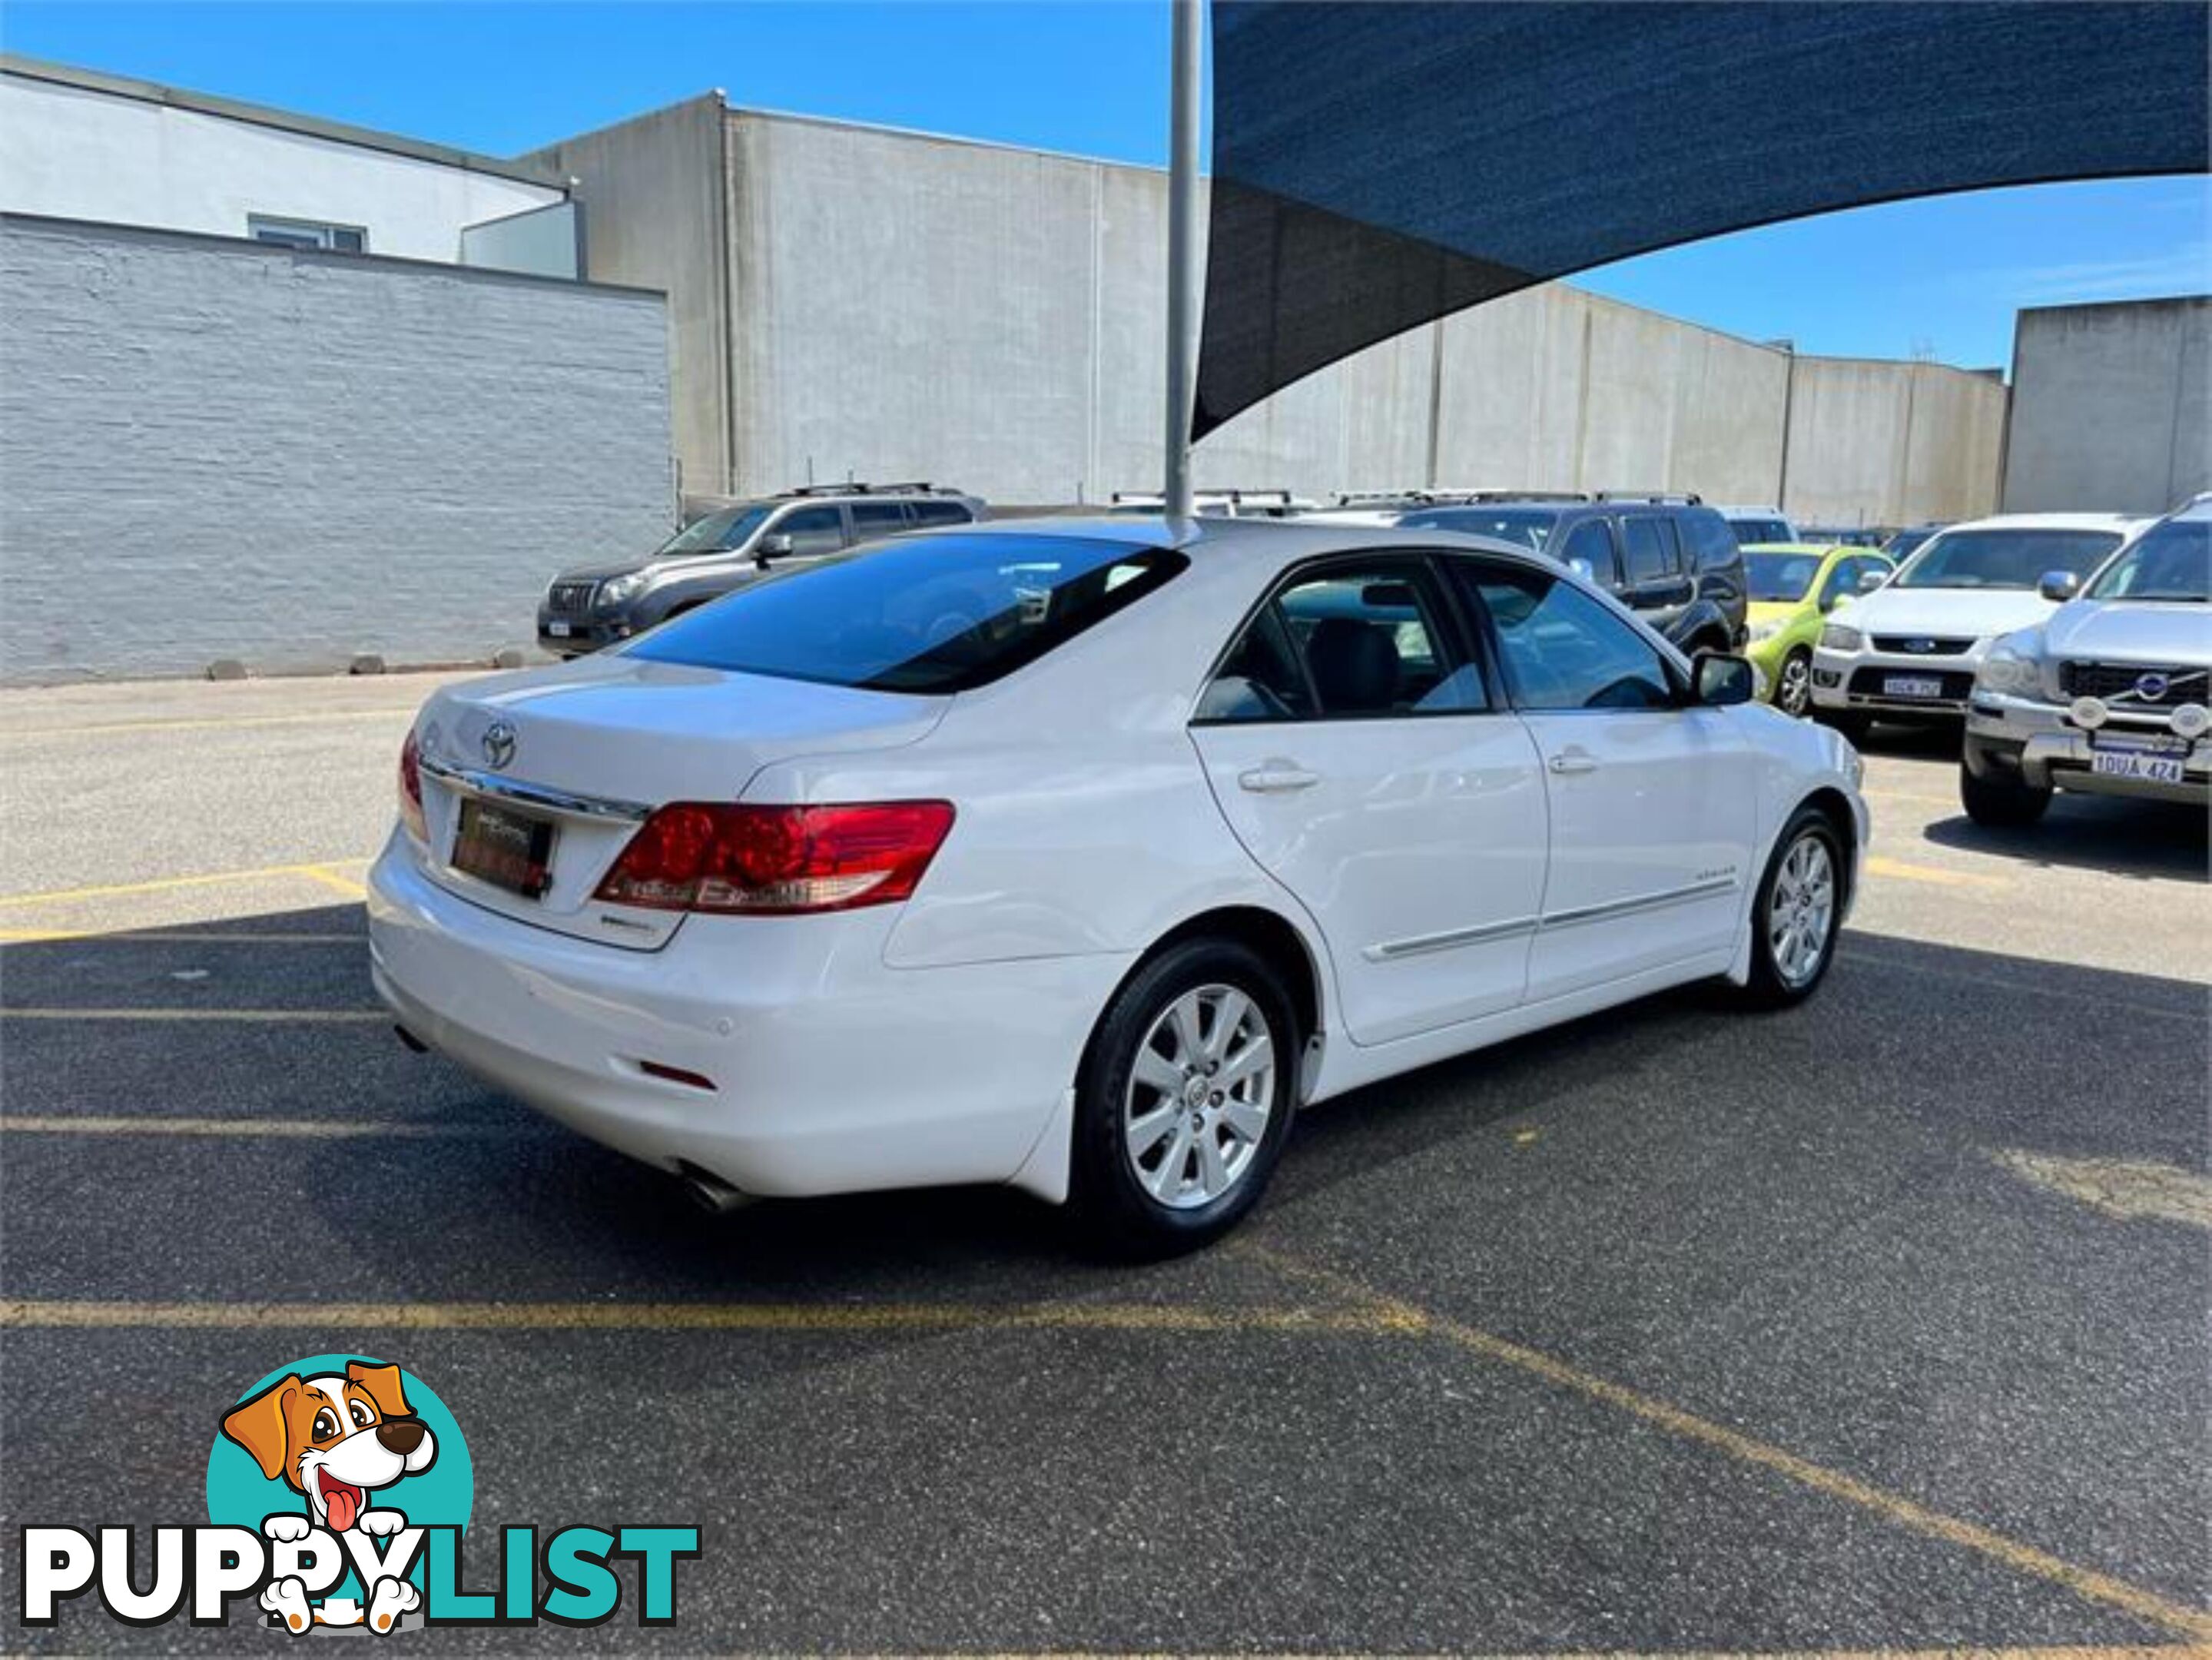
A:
[1450,559,1757,1004]
[1189,556,1550,1047]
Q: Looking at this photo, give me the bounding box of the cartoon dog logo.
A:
[221,1361,436,1634]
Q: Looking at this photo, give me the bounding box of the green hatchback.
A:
[1740,544,1895,716]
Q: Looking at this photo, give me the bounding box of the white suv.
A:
[1809,513,2149,737]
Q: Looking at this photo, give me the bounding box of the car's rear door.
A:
[1189,553,1549,1046]
[1448,556,1756,1004]
[1617,513,1696,638]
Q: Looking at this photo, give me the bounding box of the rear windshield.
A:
[622,533,1186,692]
[1398,506,1563,552]
[1893,527,2122,590]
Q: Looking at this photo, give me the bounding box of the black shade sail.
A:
[1196,2,2210,439]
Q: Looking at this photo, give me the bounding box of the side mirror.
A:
[754,532,794,569]
[1855,568,1889,595]
[2038,569,2080,603]
[1567,556,1597,583]
[1693,652,1756,707]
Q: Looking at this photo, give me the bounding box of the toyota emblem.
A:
[481,720,517,769]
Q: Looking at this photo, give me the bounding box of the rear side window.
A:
[625,533,1185,693]
[849,502,910,540]
[1620,516,1681,583]
[1682,511,1740,571]
[910,500,975,526]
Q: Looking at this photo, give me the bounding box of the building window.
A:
[247,214,366,253]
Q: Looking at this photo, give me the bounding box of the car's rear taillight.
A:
[593,801,955,915]
[398,730,427,842]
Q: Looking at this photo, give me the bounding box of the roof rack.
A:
[781,481,952,499]
[1592,490,1705,506]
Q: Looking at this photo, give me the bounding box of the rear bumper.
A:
[366,835,1127,1201]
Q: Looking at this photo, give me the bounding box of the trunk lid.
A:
[409,654,947,948]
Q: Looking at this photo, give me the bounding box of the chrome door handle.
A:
[1547,749,1600,775]
[1239,762,1321,793]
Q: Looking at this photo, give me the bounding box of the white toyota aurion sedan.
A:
[370,518,1867,1253]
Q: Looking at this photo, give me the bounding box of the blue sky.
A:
[8,2,2205,371]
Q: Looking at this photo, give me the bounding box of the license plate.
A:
[1883,675,1944,699]
[2090,746,2185,785]
[451,798,557,898]
[546,620,572,639]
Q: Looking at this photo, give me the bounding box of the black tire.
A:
[1738,805,1846,1009]
[1067,937,1298,1258]
[1773,647,1814,718]
[1959,763,2051,828]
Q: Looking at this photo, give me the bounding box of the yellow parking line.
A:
[0,1116,517,1139]
[0,1008,385,1023]
[0,858,372,908]
[1864,855,2010,888]
[1236,1244,2212,1645]
[0,929,361,945]
[297,865,370,899]
[3,709,423,738]
[0,1298,1411,1339]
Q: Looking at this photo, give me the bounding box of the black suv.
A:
[1394,493,1747,652]
[537,483,985,658]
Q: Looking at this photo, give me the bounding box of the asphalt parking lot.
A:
[2,671,2207,1654]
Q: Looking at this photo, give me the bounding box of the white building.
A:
[0,54,579,276]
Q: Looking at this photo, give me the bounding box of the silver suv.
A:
[1959,494,2210,825]
[538,483,985,657]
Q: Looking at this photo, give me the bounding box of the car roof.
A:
[945,512,1550,570]
[1932,512,2152,534]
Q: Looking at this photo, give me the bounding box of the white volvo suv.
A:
[1809,513,2147,737]
[370,518,1866,1253]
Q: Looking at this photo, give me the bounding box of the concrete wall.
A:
[1783,358,2008,526]
[0,216,673,682]
[526,96,730,499]
[2003,297,2211,514]
[539,100,2006,523]
[0,70,565,266]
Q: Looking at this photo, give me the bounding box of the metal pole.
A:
[1163,0,1202,519]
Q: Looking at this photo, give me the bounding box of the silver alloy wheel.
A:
[1776,652,1812,717]
[1123,982,1276,1210]
[1767,831,1836,988]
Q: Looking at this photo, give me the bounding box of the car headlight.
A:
[598,572,647,606]
[1746,619,1785,644]
[1973,631,2045,695]
[1819,623,1862,651]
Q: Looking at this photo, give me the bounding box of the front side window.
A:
[2084,517,2210,602]
[1456,564,1675,712]
[1557,519,1620,586]
[1620,516,1681,583]
[625,533,1184,693]
[657,504,771,557]
[775,506,847,557]
[1893,527,2122,589]
[1682,511,1741,571]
